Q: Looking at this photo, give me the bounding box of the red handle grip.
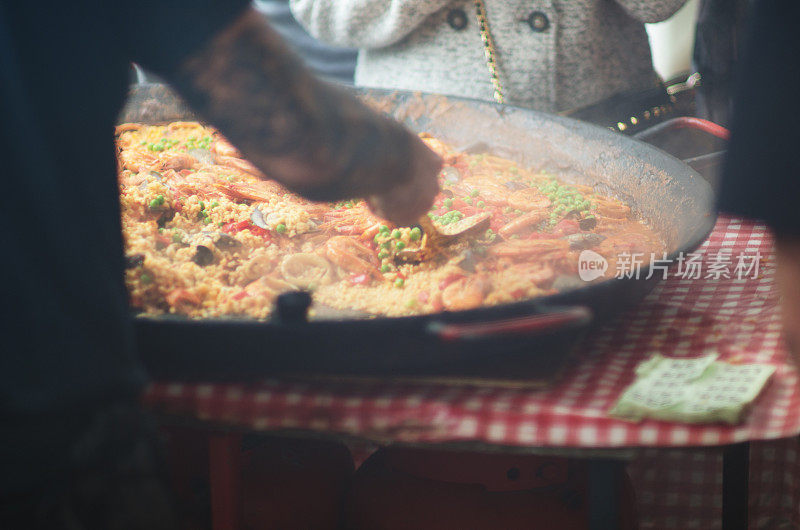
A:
[634,116,730,142]
[427,306,592,342]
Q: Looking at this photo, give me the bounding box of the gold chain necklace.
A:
[474,0,505,104]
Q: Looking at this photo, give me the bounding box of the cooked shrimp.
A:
[325,236,381,279]
[165,289,202,314]
[160,153,197,172]
[118,148,159,172]
[216,155,264,177]
[498,211,548,239]
[318,206,380,237]
[507,189,552,212]
[593,197,630,219]
[115,123,142,134]
[213,179,284,203]
[212,138,241,158]
[489,238,570,258]
[441,275,491,311]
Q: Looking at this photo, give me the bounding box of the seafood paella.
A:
[117,122,666,318]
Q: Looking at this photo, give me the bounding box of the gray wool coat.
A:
[289,0,688,112]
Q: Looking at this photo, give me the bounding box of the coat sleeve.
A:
[289,0,452,49]
[611,0,689,23]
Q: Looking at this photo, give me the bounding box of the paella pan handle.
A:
[633,117,730,183]
[633,116,730,142]
[427,306,592,342]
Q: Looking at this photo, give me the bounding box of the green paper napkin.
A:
[610,354,775,424]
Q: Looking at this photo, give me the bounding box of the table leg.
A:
[588,459,621,530]
[209,432,243,530]
[722,442,749,530]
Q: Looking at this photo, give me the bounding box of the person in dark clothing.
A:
[719,2,800,356]
[0,3,441,528]
[692,0,750,127]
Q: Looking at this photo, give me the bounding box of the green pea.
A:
[410,227,421,241]
[377,251,388,260]
[395,241,406,251]
[276,224,287,234]
[210,200,219,209]
[391,229,402,239]
[470,189,480,198]
[443,198,454,209]
[149,199,160,209]
[374,233,382,244]
[381,241,391,249]
[203,217,212,224]
[381,264,391,273]
[379,224,390,234]
[394,278,405,288]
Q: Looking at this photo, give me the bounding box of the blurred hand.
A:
[367,138,442,226]
[776,235,800,363]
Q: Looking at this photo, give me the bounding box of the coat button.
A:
[527,11,550,32]
[447,8,468,31]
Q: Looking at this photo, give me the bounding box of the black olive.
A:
[192,245,214,266]
[156,210,176,228]
[125,253,145,269]
[215,233,242,251]
[579,216,597,230]
[566,233,605,250]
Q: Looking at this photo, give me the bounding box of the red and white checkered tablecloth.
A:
[144,215,799,448]
[144,215,800,529]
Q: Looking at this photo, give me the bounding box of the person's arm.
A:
[612,0,688,23]
[718,2,800,360]
[141,8,441,226]
[289,0,451,49]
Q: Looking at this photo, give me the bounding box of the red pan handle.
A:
[633,116,730,142]
[427,306,592,342]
